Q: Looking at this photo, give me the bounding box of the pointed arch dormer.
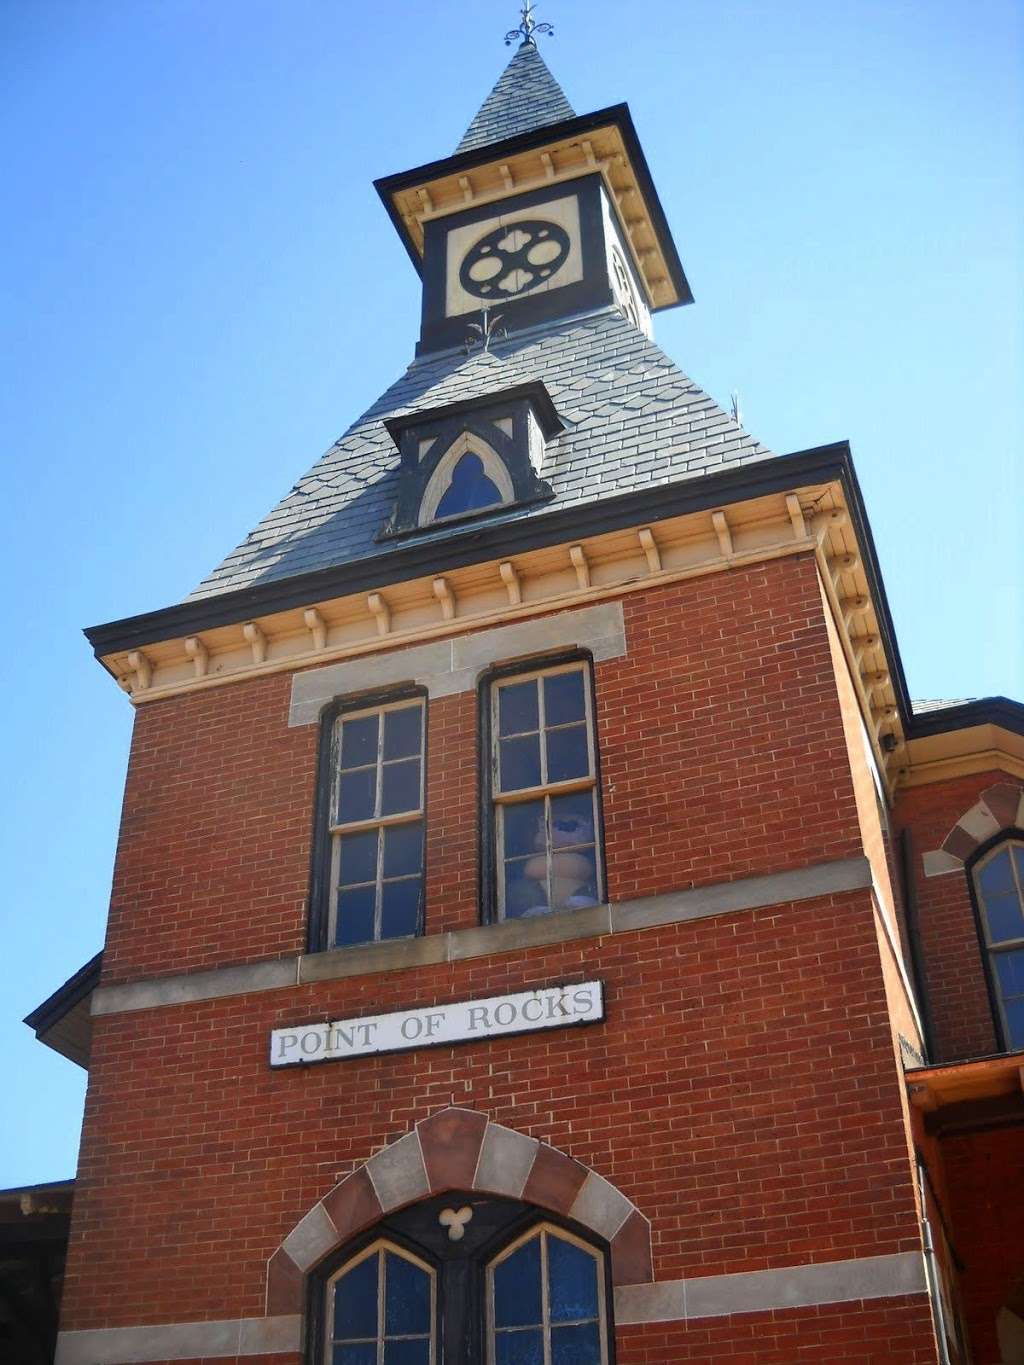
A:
[381,383,560,538]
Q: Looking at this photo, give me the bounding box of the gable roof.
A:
[187,307,772,601]
[456,41,576,154]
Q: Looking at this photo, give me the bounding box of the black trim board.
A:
[374,102,693,310]
[23,951,102,1035]
[907,697,1024,741]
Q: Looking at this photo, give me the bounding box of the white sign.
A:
[270,980,604,1068]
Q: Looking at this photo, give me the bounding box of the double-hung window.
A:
[321,696,426,949]
[972,838,1024,1049]
[487,659,603,921]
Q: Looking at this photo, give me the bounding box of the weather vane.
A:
[506,1,554,46]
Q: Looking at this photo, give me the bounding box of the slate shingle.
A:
[187,307,775,601]
[455,41,576,154]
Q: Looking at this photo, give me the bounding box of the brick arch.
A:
[266,1106,652,1313]
[939,781,1024,865]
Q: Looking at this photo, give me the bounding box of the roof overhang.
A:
[23,951,101,1070]
[908,1050,1024,1136]
[85,443,866,656]
[374,103,692,312]
[901,699,1024,787]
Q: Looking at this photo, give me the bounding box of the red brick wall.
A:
[64,552,937,1356]
[942,1126,1024,1364]
[100,554,863,983]
[617,1295,939,1363]
[64,889,922,1331]
[894,773,1016,1061]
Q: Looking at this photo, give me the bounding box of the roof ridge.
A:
[455,41,575,155]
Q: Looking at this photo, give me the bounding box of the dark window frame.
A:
[307,684,428,953]
[306,1194,616,1365]
[965,827,1024,1053]
[478,649,607,926]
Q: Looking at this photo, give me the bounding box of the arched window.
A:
[313,1195,610,1365]
[325,1240,436,1364]
[435,452,503,520]
[972,837,1024,1049]
[488,1224,608,1364]
[418,434,515,526]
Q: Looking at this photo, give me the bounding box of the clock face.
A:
[459,219,571,301]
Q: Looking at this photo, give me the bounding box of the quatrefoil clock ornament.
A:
[459,219,571,300]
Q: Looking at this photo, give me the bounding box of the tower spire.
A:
[505,1,554,48]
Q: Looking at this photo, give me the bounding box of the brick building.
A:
[24,22,1024,1365]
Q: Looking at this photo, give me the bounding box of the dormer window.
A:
[381,383,561,539]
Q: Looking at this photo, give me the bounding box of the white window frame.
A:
[972,838,1024,1049]
[328,696,426,947]
[489,659,603,921]
[486,1222,609,1365]
[325,1239,437,1365]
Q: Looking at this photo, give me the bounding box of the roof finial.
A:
[506,1,554,46]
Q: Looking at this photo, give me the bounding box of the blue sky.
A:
[1,0,1021,1187]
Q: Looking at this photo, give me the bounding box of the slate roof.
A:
[455,41,576,154]
[188,307,773,600]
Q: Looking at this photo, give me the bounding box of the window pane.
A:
[995,950,1024,1000]
[435,451,503,519]
[978,849,1015,899]
[503,800,544,859]
[985,894,1024,944]
[493,1237,543,1328]
[499,680,539,737]
[334,1253,378,1339]
[383,1342,430,1365]
[381,759,421,815]
[383,706,422,761]
[544,670,586,727]
[546,724,589,784]
[341,715,379,770]
[504,857,549,919]
[338,767,376,823]
[551,1321,601,1364]
[337,886,376,947]
[550,791,597,849]
[339,829,379,887]
[500,735,542,791]
[334,1346,377,1365]
[548,1237,599,1323]
[381,879,422,939]
[495,1331,544,1365]
[1003,995,1024,1050]
[384,1251,431,1335]
[550,846,598,911]
[383,822,423,877]
[1016,846,1024,887]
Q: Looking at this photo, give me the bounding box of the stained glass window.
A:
[973,840,1024,1049]
[489,1226,606,1364]
[328,1243,435,1365]
[330,699,425,947]
[490,662,602,920]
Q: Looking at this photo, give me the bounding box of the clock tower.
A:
[376,32,690,357]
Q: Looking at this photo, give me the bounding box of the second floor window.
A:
[487,659,604,921]
[327,697,426,948]
[972,838,1024,1050]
